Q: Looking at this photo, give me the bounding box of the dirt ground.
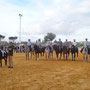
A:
[0,52,90,90]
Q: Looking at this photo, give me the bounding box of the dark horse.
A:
[34,44,45,60]
[0,50,8,67]
[71,45,78,61]
[53,44,63,60]
[63,45,70,60]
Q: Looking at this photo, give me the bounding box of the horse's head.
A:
[80,47,84,53]
[63,45,68,53]
[34,44,38,49]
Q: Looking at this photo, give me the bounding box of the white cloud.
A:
[0,0,90,42]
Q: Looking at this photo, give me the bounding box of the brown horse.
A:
[0,50,8,67]
[63,45,69,60]
[34,44,45,60]
[53,44,63,60]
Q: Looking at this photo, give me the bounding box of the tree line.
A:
[0,33,56,43]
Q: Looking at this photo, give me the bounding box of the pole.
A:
[19,14,23,43]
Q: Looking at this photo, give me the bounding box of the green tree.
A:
[0,34,5,41]
[9,36,18,43]
[44,33,56,42]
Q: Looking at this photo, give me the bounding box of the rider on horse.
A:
[46,39,53,51]
[57,38,63,50]
[64,39,70,48]
[72,39,77,46]
[37,39,42,51]
[72,39,77,49]
[27,39,32,52]
[83,38,89,53]
[84,38,89,48]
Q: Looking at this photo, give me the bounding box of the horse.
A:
[0,50,8,67]
[53,44,63,60]
[34,44,45,60]
[25,45,29,60]
[30,45,35,59]
[62,45,70,60]
[80,47,90,62]
[45,46,53,60]
[71,45,78,61]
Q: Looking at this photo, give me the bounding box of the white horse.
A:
[82,47,88,62]
[45,46,53,60]
[25,45,29,60]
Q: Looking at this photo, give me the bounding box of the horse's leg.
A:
[77,51,78,60]
[0,59,2,67]
[63,54,65,60]
[28,52,29,60]
[35,53,37,60]
[31,52,32,59]
[52,52,53,60]
[56,53,58,60]
[72,53,73,61]
[66,54,67,60]
[48,52,50,60]
[5,58,7,66]
[45,53,47,60]
[43,51,44,56]
[74,53,75,61]
[86,53,88,62]
[60,53,62,60]
[41,52,42,57]
[68,53,70,59]
[38,53,39,57]
[26,53,27,60]
[83,53,85,62]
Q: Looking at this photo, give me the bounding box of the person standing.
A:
[8,42,14,68]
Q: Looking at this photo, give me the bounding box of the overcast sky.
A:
[0,0,90,42]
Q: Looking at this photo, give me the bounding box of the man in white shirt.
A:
[27,39,32,52]
[84,38,89,48]
[37,39,42,48]
[46,39,53,51]
[72,39,77,47]
[46,39,51,46]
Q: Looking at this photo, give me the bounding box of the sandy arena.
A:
[0,52,90,90]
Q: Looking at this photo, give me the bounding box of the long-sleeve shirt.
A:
[8,45,14,56]
[64,41,69,47]
[37,41,41,46]
[46,41,51,46]
[57,41,62,47]
[72,42,77,46]
[27,41,32,46]
[84,41,89,47]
